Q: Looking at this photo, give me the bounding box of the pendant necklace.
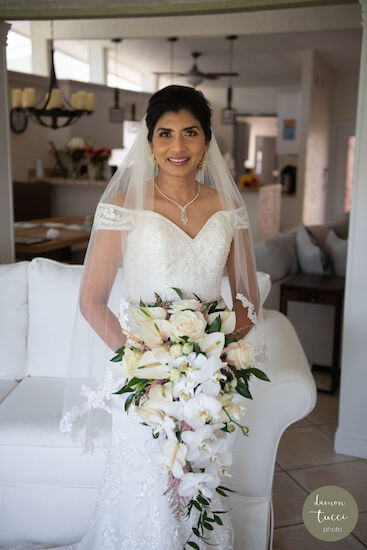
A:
[154,181,200,225]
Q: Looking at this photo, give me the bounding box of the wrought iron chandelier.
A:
[10,21,94,134]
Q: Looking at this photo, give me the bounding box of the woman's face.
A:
[150,109,209,180]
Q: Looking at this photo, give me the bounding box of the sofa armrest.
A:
[230,310,316,499]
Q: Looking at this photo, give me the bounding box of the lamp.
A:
[9,21,94,134]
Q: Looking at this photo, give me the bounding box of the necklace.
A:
[154,181,200,225]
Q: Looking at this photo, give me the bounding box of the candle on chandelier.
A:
[85,92,95,112]
[21,88,36,108]
[46,89,63,109]
[76,91,87,110]
[12,89,22,108]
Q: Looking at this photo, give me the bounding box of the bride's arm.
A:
[80,227,127,352]
[226,235,259,339]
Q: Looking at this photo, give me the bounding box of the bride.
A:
[52,85,261,550]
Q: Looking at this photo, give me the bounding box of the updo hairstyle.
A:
[145,85,212,143]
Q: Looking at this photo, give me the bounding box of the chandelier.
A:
[9,21,94,134]
[221,35,238,125]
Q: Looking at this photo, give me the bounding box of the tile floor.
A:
[272,370,367,549]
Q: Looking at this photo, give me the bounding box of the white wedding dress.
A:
[19,204,250,550]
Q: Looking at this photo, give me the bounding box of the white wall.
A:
[303,51,335,225]
[326,70,359,221]
[335,0,367,460]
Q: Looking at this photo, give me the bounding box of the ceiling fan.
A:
[154,49,239,87]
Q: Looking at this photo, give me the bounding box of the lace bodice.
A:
[95,203,249,305]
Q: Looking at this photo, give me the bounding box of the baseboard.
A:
[334,426,367,459]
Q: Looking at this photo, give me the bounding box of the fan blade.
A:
[153,72,189,76]
[204,72,239,78]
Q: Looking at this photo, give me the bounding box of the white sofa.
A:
[0,258,317,550]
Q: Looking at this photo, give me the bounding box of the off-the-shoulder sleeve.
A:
[230,205,250,230]
[94,203,135,230]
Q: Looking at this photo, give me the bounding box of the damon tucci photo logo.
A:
[302,485,358,542]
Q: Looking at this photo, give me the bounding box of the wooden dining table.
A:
[14,216,92,262]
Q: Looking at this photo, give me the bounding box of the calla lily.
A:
[198,332,225,358]
[163,440,187,478]
[135,350,170,379]
[138,319,172,349]
[207,310,236,334]
[183,393,222,429]
[131,306,167,326]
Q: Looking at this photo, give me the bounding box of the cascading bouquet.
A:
[111,288,269,549]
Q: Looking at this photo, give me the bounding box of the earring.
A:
[149,151,158,168]
[198,153,208,171]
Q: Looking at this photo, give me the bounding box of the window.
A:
[6,30,32,73]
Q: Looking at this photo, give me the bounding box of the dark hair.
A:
[146,85,212,143]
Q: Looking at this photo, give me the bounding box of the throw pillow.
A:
[296,225,332,275]
[254,230,297,282]
[326,230,348,277]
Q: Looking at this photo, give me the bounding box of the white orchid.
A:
[207,309,236,334]
[178,471,219,499]
[181,425,217,462]
[183,393,222,429]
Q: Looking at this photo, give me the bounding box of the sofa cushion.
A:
[296,225,332,275]
[254,230,297,282]
[0,261,29,380]
[0,376,108,488]
[329,211,349,239]
[0,380,18,403]
[326,230,348,277]
[26,258,122,378]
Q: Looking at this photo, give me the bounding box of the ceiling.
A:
[54,28,362,88]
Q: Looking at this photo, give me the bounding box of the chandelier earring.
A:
[198,152,208,171]
[149,151,159,176]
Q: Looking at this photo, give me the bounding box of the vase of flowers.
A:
[65,137,86,179]
[87,146,111,181]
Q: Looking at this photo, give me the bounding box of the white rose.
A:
[169,344,183,358]
[122,347,143,378]
[168,299,201,313]
[182,342,194,355]
[66,137,85,149]
[226,340,253,369]
[171,310,207,342]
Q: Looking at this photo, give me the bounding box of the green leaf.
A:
[193,343,201,355]
[192,500,202,511]
[225,334,239,346]
[187,542,200,550]
[114,345,126,355]
[236,379,253,400]
[192,527,200,538]
[192,293,202,301]
[207,315,221,333]
[139,299,147,307]
[213,514,223,525]
[215,488,227,497]
[124,393,135,411]
[203,522,213,531]
[208,300,218,314]
[247,367,271,382]
[218,485,236,493]
[171,287,183,299]
[197,494,210,506]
